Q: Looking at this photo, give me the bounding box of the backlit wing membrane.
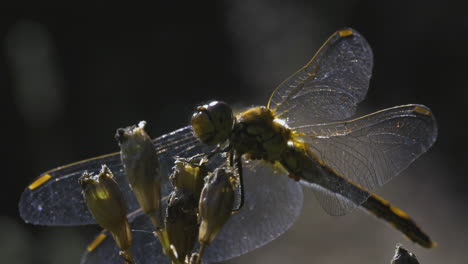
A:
[81,213,168,264]
[19,126,212,226]
[80,230,168,264]
[83,160,303,263]
[204,160,302,262]
[267,28,373,126]
[20,153,131,226]
[294,105,437,215]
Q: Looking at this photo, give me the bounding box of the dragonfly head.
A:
[191,101,234,146]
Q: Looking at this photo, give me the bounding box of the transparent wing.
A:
[80,231,168,264]
[267,28,373,126]
[295,105,437,215]
[80,231,120,264]
[299,168,370,216]
[204,160,303,262]
[19,126,213,226]
[83,160,303,263]
[81,213,169,264]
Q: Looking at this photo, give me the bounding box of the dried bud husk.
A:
[79,165,132,251]
[170,157,207,201]
[115,121,163,228]
[198,167,235,246]
[165,188,199,263]
[391,244,420,264]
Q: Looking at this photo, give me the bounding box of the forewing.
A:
[19,153,130,226]
[204,160,303,262]
[267,28,373,126]
[19,126,213,226]
[295,105,437,215]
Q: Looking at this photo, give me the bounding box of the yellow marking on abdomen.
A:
[338,29,353,37]
[87,233,107,252]
[363,194,436,248]
[413,105,431,116]
[28,174,52,190]
[371,194,410,219]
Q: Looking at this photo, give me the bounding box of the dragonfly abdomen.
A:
[362,194,436,248]
[280,142,370,208]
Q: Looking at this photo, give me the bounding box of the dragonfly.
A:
[190,28,437,248]
[18,28,437,263]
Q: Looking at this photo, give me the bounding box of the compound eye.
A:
[191,101,234,146]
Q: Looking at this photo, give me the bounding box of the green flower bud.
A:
[170,157,207,201]
[79,165,132,252]
[115,121,162,228]
[198,167,235,246]
[165,188,199,263]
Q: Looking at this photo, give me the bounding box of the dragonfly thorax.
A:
[231,106,291,162]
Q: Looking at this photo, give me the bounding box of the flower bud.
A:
[198,167,235,246]
[165,188,199,263]
[115,121,162,228]
[170,157,207,201]
[79,165,132,252]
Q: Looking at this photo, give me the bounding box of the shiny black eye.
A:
[191,101,234,145]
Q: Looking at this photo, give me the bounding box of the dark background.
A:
[1,2,466,263]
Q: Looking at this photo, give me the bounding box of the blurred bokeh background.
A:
[1,2,466,263]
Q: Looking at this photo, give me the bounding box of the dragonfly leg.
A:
[204,142,231,160]
[233,152,244,212]
[288,173,301,181]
